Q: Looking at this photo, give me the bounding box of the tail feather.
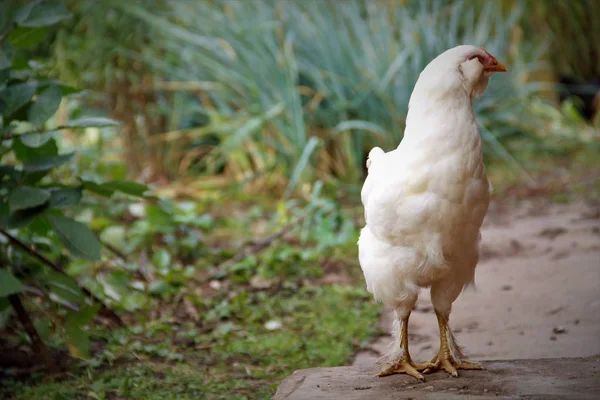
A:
[366,147,384,169]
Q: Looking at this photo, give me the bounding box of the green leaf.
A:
[0,42,14,70]
[34,318,51,341]
[0,297,10,312]
[0,201,9,227]
[0,82,36,118]
[28,215,51,236]
[37,80,80,95]
[64,321,89,359]
[23,152,74,172]
[61,117,120,128]
[152,249,171,269]
[55,83,80,95]
[8,186,50,211]
[17,131,55,148]
[13,1,40,24]
[0,3,8,34]
[82,180,115,197]
[48,215,101,261]
[103,180,150,197]
[48,186,82,208]
[0,270,23,297]
[29,79,80,95]
[15,0,72,28]
[99,226,125,249]
[28,85,62,126]
[43,270,85,307]
[99,270,130,302]
[121,377,131,398]
[13,136,58,162]
[65,304,100,328]
[7,27,49,49]
[21,171,48,186]
[148,280,170,296]
[0,69,9,85]
[6,203,48,228]
[0,165,19,182]
[82,179,151,198]
[122,292,146,312]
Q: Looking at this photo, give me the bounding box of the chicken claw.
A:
[423,353,484,377]
[378,359,433,380]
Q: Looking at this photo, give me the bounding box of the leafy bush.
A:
[0,0,150,367]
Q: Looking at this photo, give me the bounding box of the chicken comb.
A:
[479,46,497,61]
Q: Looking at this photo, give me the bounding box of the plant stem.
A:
[0,229,125,327]
[8,294,58,373]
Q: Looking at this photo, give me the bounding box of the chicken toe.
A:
[423,352,484,377]
[378,359,431,380]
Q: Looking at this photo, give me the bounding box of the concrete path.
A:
[274,357,600,399]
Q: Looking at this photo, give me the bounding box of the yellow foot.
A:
[423,354,484,377]
[378,359,433,381]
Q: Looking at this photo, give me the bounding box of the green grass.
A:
[3,285,380,400]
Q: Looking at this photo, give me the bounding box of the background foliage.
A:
[1,0,598,399]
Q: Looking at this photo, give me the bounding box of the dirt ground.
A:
[353,199,600,366]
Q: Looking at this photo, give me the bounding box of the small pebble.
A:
[487,341,493,346]
[484,388,489,393]
[424,386,434,390]
[553,326,568,334]
[519,331,525,336]
[550,335,557,341]
[264,320,282,330]
[574,319,580,325]
[501,284,512,291]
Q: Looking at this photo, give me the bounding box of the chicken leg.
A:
[423,311,483,377]
[378,311,432,380]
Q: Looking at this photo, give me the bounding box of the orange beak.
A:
[480,47,507,72]
[486,59,507,72]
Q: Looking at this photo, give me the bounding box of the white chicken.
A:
[358,45,506,380]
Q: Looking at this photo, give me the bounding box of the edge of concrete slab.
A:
[274,356,600,400]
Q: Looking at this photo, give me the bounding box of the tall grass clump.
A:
[115,0,553,194]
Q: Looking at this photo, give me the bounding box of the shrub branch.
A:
[0,229,125,327]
